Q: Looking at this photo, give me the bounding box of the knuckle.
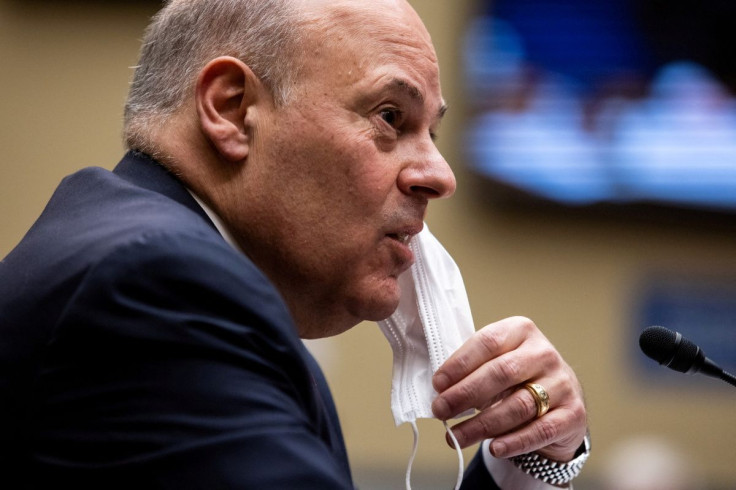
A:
[511,316,537,333]
[477,328,503,356]
[512,390,537,420]
[450,354,472,380]
[474,411,498,438]
[454,380,477,407]
[557,371,583,403]
[535,418,560,444]
[538,344,561,368]
[492,355,521,384]
[455,355,474,377]
[568,400,588,425]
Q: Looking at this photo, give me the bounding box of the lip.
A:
[386,221,423,244]
[385,222,423,269]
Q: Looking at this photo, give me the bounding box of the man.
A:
[0,0,588,488]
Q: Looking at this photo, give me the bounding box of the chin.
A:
[295,278,402,339]
[348,284,402,323]
[363,300,401,322]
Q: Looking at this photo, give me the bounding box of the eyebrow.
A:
[389,78,448,120]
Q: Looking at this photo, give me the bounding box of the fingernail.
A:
[431,396,450,420]
[490,440,506,458]
[433,372,450,392]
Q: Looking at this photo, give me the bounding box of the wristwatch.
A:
[509,431,591,487]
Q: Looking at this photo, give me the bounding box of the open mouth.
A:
[387,233,411,245]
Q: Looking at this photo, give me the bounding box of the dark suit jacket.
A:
[0,152,497,488]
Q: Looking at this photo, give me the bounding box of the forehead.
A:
[296,0,442,100]
[305,0,434,46]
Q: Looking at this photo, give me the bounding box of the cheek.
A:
[259,112,399,241]
[340,148,399,210]
[305,140,395,218]
[346,155,395,190]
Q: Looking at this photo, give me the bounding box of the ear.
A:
[195,56,264,162]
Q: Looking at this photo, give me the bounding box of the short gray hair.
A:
[123,0,304,153]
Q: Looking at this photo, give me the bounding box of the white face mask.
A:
[377,224,476,490]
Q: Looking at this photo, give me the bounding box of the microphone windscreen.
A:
[639,325,702,373]
[639,325,676,364]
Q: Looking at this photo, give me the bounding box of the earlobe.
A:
[196,56,261,163]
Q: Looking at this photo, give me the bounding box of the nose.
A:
[397,143,456,200]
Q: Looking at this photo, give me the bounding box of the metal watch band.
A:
[508,433,591,487]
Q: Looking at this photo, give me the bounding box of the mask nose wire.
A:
[404,420,465,490]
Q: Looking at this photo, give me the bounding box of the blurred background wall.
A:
[1,0,734,488]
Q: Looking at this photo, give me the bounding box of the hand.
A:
[431,316,587,462]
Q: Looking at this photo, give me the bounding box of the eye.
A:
[378,107,403,128]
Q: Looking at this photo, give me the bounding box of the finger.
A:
[444,376,572,449]
[433,316,537,393]
[432,349,539,420]
[489,405,586,461]
[432,331,564,421]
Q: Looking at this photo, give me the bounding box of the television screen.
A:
[463,0,736,217]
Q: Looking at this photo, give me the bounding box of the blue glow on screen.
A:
[464,0,736,211]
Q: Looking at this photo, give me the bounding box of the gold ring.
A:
[524,383,550,418]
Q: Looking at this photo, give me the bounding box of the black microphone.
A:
[639,325,736,388]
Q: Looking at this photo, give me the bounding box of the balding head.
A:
[298,0,435,66]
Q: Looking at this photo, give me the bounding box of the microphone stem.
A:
[720,371,736,389]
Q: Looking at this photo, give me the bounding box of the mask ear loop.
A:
[404,421,465,490]
[444,421,464,490]
[405,420,419,490]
